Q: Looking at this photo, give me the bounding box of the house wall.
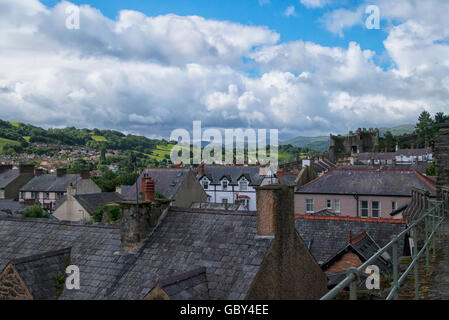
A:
[324,252,364,274]
[52,196,89,221]
[295,193,410,219]
[172,171,208,207]
[2,173,34,200]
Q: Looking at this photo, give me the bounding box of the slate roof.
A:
[198,165,268,186]
[121,168,190,201]
[5,247,72,300]
[20,174,82,192]
[296,169,436,197]
[338,163,431,174]
[0,200,27,214]
[109,207,272,300]
[0,216,129,300]
[147,267,210,300]
[73,193,123,215]
[295,216,407,265]
[0,169,20,189]
[0,207,273,300]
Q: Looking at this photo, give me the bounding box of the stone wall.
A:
[0,264,32,300]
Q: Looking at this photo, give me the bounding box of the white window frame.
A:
[239,180,248,191]
[306,199,314,213]
[360,200,369,217]
[222,179,228,190]
[372,200,381,218]
[202,179,209,190]
[334,199,341,213]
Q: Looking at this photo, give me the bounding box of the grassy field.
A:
[91,135,108,142]
[142,144,175,161]
[0,137,21,148]
[9,122,21,127]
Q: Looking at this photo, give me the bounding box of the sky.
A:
[0,0,449,140]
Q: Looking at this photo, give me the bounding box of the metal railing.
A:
[321,200,445,300]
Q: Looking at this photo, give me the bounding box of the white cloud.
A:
[0,0,449,139]
[284,6,296,17]
[300,0,329,9]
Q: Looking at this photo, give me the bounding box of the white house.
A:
[197,164,278,211]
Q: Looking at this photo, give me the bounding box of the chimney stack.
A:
[80,168,90,180]
[198,162,205,176]
[276,169,284,180]
[255,184,294,237]
[142,173,155,202]
[19,164,35,175]
[34,168,44,176]
[56,168,67,177]
[0,164,13,173]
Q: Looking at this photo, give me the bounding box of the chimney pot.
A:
[199,162,205,176]
[142,173,155,202]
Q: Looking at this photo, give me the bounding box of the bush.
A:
[23,205,50,218]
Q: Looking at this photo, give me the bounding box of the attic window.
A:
[222,180,228,190]
[239,181,248,191]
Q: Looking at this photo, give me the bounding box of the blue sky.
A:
[1,0,448,140]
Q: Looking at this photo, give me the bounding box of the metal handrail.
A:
[321,200,445,300]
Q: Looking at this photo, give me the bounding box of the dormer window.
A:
[202,180,209,190]
[239,180,248,191]
[222,180,228,190]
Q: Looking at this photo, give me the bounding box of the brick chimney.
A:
[19,164,35,175]
[56,168,67,177]
[80,168,90,180]
[141,173,155,202]
[198,162,205,176]
[276,169,284,179]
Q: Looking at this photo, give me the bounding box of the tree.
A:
[415,111,434,148]
[23,205,50,218]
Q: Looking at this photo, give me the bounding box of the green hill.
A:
[379,124,415,136]
[281,136,330,152]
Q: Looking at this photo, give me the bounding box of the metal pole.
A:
[425,215,429,273]
[413,229,419,300]
[392,235,399,300]
[347,268,358,300]
[432,206,436,260]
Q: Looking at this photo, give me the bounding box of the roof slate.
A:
[121,168,190,201]
[20,174,82,192]
[0,169,20,189]
[296,169,436,197]
[7,247,72,300]
[295,216,407,265]
[74,192,123,215]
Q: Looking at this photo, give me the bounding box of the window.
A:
[222,198,228,205]
[202,180,209,190]
[372,201,380,218]
[326,200,332,209]
[360,200,369,217]
[392,201,397,211]
[222,180,228,190]
[334,200,341,213]
[306,199,314,213]
[20,192,25,199]
[239,181,248,191]
[44,192,50,200]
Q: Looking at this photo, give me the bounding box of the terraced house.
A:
[295,168,436,219]
[197,164,278,210]
[19,168,101,211]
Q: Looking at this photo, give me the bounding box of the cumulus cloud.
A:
[0,0,448,140]
[300,0,329,9]
[284,6,296,17]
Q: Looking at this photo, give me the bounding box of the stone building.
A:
[329,128,379,162]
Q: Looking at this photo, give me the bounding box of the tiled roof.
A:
[109,207,272,300]
[74,193,123,215]
[295,215,407,265]
[198,165,267,186]
[147,267,210,300]
[121,168,190,201]
[0,207,272,300]
[337,163,431,174]
[5,247,72,300]
[0,200,27,214]
[0,216,127,300]
[296,169,436,197]
[20,174,81,192]
[0,169,20,189]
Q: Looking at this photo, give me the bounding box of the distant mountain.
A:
[281,136,330,152]
[282,124,416,152]
[379,124,415,136]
